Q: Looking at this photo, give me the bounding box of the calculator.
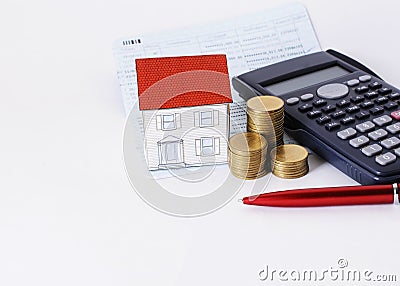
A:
[232,50,400,185]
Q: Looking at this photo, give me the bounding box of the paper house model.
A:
[136,54,232,170]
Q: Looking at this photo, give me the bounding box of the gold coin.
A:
[247,125,278,131]
[229,165,264,172]
[247,125,274,132]
[271,158,307,165]
[247,119,284,127]
[247,96,284,113]
[229,150,267,157]
[269,144,309,179]
[261,135,283,142]
[229,156,266,165]
[255,131,283,137]
[229,161,266,171]
[272,165,309,172]
[273,168,309,179]
[230,170,266,177]
[229,148,266,159]
[247,102,284,114]
[230,167,261,175]
[270,144,308,163]
[247,120,274,128]
[230,156,266,162]
[247,111,283,121]
[229,132,267,155]
[274,165,308,171]
[247,110,284,117]
[272,167,309,175]
[249,110,283,117]
[229,167,266,174]
[271,163,307,169]
[228,132,269,180]
[247,120,276,127]
[247,128,274,135]
[231,170,267,180]
[247,113,284,121]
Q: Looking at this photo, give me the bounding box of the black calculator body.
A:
[232,50,400,185]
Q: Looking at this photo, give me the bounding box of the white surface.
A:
[1,0,400,285]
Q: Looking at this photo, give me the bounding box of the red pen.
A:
[242,183,399,207]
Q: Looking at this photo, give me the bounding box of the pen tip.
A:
[237,198,243,203]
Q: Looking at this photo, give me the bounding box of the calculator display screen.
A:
[263,65,350,95]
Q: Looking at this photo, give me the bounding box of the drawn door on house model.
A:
[158,136,184,167]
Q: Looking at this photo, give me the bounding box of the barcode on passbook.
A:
[122,39,142,46]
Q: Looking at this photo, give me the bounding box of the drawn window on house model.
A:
[156,113,181,130]
[194,110,219,127]
[162,114,175,130]
[200,111,213,127]
[201,138,214,155]
[195,137,220,156]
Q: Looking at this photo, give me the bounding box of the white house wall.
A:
[142,104,230,170]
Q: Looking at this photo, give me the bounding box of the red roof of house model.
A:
[136,54,232,110]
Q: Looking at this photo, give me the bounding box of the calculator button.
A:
[369,106,384,115]
[395,147,400,157]
[390,110,400,120]
[355,86,369,94]
[337,128,357,140]
[325,122,341,131]
[368,129,388,141]
[368,81,382,90]
[384,102,398,110]
[340,116,355,125]
[307,110,322,119]
[313,99,327,107]
[349,135,370,148]
[359,75,372,82]
[388,92,400,100]
[350,95,365,104]
[298,104,313,112]
[356,121,375,133]
[316,116,331,125]
[378,87,392,95]
[337,99,351,108]
[346,79,359,87]
[376,152,396,166]
[361,144,382,157]
[355,112,370,120]
[365,91,379,99]
[381,137,400,149]
[375,96,389,104]
[331,110,346,119]
[286,97,299,105]
[300,93,314,101]
[360,101,374,109]
[317,83,349,99]
[321,104,336,114]
[386,122,400,134]
[346,105,360,114]
[372,115,392,126]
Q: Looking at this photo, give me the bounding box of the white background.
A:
[1,0,400,285]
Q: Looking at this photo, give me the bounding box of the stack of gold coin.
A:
[247,96,285,148]
[270,144,309,179]
[228,132,268,180]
